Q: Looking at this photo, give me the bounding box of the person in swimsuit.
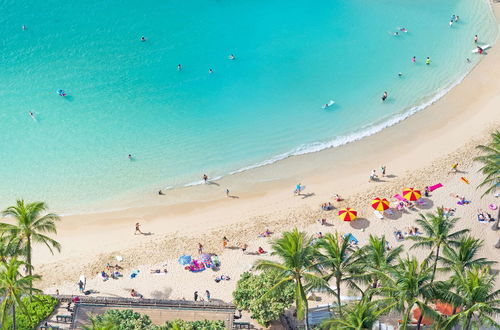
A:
[381,91,388,101]
[412,56,416,63]
[426,57,431,65]
[474,35,478,43]
[177,64,182,71]
[140,36,146,42]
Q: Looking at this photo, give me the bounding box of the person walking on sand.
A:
[226,188,229,197]
[381,165,386,176]
[223,236,229,248]
[198,243,203,254]
[450,163,459,173]
[134,222,143,235]
[194,291,198,301]
[203,174,208,183]
[241,243,248,254]
[205,290,211,302]
[295,183,302,195]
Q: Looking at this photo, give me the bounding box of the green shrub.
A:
[93,309,153,329]
[88,309,225,330]
[233,271,294,326]
[15,294,58,329]
[162,319,225,329]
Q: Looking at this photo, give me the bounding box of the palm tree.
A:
[442,266,500,329]
[0,235,23,263]
[320,297,394,330]
[82,314,116,330]
[0,200,61,295]
[0,258,42,329]
[254,229,328,330]
[315,233,363,317]
[474,130,500,230]
[440,236,495,273]
[373,256,438,330]
[408,208,469,283]
[356,235,403,294]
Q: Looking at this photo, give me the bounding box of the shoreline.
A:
[13,0,499,303]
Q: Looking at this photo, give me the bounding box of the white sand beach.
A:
[3,1,499,328]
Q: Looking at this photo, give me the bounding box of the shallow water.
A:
[0,0,497,211]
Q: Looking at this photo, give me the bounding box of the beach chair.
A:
[374,210,384,219]
[416,198,426,206]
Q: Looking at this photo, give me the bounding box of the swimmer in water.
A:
[449,20,453,27]
[29,111,34,118]
[208,68,213,74]
[412,56,416,63]
[393,31,399,36]
[128,154,133,160]
[398,72,402,77]
[455,15,459,22]
[177,64,182,71]
[140,36,146,42]
[426,57,431,65]
[466,58,471,63]
[228,54,235,60]
[381,91,388,102]
[474,35,478,43]
[22,25,26,30]
[399,27,407,32]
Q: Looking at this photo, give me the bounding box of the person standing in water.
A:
[177,64,182,71]
[128,154,133,160]
[228,54,235,60]
[203,174,208,183]
[449,19,454,27]
[381,91,388,101]
[426,57,431,65]
[474,35,478,43]
[140,36,146,42]
[208,68,213,74]
[412,56,416,63]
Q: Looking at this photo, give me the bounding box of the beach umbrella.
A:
[403,188,421,201]
[435,301,459,316]
[412,308,433,325]
[178,255,191,265]
[338,208,357,221]
[371,197,390,211]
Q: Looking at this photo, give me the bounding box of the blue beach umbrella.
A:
[178,255,191,265]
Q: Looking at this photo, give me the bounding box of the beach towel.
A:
[428,183,443,192]
[393,230,404,242]
[344,233,359,245]
[130,270,140,279]
[373,210,384,219]
[394,194,407,202]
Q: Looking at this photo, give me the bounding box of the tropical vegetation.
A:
[233,270,294,325]
[250,208,499,330]
[85,309,226,330]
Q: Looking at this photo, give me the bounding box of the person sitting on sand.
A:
[333,194,343,202]
[259,229,272,237]
[257,247,266,254]
[101,270,109,281]
[424,186,429,197]
[316,232,323,238]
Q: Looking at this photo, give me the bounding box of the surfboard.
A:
[322,100,335,109]
[472,44,490,53]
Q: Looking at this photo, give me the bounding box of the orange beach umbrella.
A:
[371,197,390,211]
[403,188,421,201]
[338,208,357,221]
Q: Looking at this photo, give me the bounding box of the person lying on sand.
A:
[150,269,168,274]
[257,247,266,254]
[258,229,272,237]
[131,289,143,299]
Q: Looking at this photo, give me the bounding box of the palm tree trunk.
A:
[492,208,500,231]
[336,276,342,317]
[304,305,310,330]
[465,313,473,329]
[12,304,16,330]
[401,306,412,330]
[431,244,440,283]
[27,236,32,299]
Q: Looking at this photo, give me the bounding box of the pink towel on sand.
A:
[394,194,407,201]
[429,183,443,192]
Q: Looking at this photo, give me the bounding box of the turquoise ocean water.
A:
[0,0,497,211]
